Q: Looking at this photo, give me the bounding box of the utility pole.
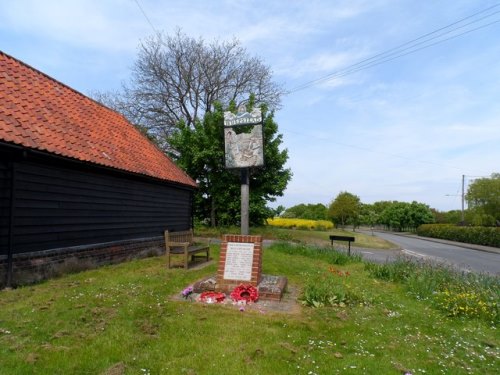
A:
[461,174,465,224]
[445,174,466,224]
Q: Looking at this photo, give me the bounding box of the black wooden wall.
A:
[0,159,11,256]
[0,147,194,255]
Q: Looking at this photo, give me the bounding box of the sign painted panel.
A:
[224,109,264,169]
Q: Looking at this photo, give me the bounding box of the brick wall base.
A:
[0,237,164,288]
[216,234,263,293]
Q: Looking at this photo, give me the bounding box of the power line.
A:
[132,0,159,35]
[282,127,493,175]
[291,5,500,91]
[315,18,500,88]
[290,4,500,93]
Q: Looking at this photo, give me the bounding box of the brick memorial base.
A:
[216,234,263,293]
[193,234,287,301]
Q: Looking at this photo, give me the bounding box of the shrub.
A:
[417,224,500,247]
[300,267,363,308]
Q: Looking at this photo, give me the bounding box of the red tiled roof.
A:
[0,51,196,188]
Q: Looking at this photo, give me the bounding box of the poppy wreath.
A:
[199,291,226,303]
[230,284,259,303]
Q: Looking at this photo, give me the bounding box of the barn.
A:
[0,51,197,287]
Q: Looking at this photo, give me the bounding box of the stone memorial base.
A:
[193,274,288,302]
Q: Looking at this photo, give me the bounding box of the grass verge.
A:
[0,243,498,374]
[196,225,396,250]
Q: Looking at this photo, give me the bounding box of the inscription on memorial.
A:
[223,242,254,281]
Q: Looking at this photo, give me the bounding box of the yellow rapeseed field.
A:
[267,217,334,230]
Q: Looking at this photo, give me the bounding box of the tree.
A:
[93,30,284,150]
[328,192,361,228]
[168,102,291,227]
[282,203,328,220]
[359,203,379,228]
[92,30,288,227]
[431,208,466,225]
[273,205,286,217]
[379,201,434,231]
[466,173,500,226]
[408,201,435,229]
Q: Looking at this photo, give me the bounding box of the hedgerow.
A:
[417,224,500,247]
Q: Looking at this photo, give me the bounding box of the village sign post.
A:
[223,107,264,235]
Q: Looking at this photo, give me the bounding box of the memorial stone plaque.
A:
[223,242,254,281]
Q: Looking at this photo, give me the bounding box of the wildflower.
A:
[181,286,193,299]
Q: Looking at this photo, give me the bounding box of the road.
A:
[366,231,500,276]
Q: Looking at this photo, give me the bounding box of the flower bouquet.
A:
[181,286,194,300]
[199,291,226,304]
[230,284,259,304]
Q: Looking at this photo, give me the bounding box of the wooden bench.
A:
[164,229,210,269]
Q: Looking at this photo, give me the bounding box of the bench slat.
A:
[164,229,210,268]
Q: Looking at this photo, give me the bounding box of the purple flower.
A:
[182,286,193,298]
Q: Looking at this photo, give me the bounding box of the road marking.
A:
[402,249,428,258]
[402,249,472,273]
[361,251,374,254]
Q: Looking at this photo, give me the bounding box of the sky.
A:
[1,0,499,212]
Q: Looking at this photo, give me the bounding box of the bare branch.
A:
[91,29,284,149]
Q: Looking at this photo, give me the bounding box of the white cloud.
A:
[0,0,147,52]
[277,51,365,78]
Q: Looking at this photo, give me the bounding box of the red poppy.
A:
[230,284,259,303]
[199,291,226,303]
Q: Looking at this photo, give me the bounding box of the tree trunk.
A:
[210,198,216,227]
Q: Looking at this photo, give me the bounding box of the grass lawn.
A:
[0,241,498,374]
[198,225,396,250]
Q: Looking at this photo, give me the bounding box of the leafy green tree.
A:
[379,201,434,231]
[379,202,407,231]
[444,210,463,224]
[273,205,286,217]
[328,192,361,228]
[466,173,500,226]
[432,209,463,225]
[372,201,393,214]
[282,203,328,220]
[168,102,291,227]
[359,203,379,228]
[409,201,435,229]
